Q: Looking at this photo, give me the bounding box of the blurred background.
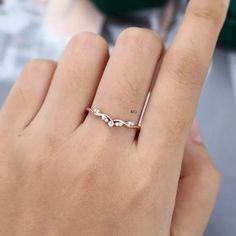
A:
[0,0,235,235]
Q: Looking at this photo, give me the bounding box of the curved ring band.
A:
[86,107,141,130]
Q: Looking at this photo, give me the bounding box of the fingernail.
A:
[190,119,203,143]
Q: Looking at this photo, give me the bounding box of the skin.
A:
[0,0,229,235]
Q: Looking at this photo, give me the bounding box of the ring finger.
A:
[84,28,163,145]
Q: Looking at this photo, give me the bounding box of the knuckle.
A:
[118,27,163,53]
[79,162,100,189]
[165,48,204,87]
[170,227,180,236]
[208,163,221,184]
[189,1,228,26]
[200,159,221,187]
[126,167,163,217]
[69,32,108,52]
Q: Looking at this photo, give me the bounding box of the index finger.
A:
[139,0,229,155]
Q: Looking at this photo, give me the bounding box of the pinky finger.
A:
[171,121,220,236]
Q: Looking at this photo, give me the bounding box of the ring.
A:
[86,107,141,129]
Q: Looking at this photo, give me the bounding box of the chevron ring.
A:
[86,107,141,130]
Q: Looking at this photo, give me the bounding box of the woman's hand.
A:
[0,0,229,235]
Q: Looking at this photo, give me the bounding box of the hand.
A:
[0,0,229,235]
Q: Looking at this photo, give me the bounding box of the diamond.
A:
[93,108,100,114]
[102,115,107,121]
[108,121,114,127]
[115,122,120,127]
[104,118,109,123]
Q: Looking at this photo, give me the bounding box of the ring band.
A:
[86,107,141,130]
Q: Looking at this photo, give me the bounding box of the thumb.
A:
[171,120,221,236]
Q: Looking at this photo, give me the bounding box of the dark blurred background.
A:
[0,0,236,235]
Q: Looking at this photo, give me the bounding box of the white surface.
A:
[0,10,29,34]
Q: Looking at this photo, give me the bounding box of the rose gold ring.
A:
[85,107,141,130]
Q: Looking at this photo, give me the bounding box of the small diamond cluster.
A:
[92,107,135,128]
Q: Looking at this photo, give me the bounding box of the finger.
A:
[0,60,56,133]
[33,33,109,134]
[171,121,220,236]
[139,0,229,156]
[85,28,163,144]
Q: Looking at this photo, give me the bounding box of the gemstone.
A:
[119,122,123,127]
[115,122,120,127]
[104,118,109,123]
[102,115,107,121]
[93,108,100,114]
[108,121,114,127]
